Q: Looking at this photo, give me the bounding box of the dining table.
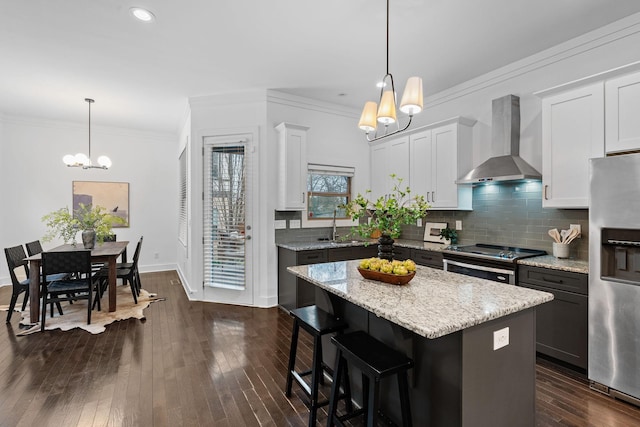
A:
[25,241,129,324]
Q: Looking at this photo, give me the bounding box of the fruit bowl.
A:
[357,267,416,285]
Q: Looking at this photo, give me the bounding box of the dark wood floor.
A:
[1,271,639,427]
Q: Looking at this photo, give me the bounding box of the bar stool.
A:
[327,330,414,427]
[285,305,352,427]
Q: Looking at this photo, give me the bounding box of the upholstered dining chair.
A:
[40,250,100,331]
[4,245,64,322]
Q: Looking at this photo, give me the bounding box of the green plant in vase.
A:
[42,203,126,248]
[439,227,458,245]
[343,175,429,260]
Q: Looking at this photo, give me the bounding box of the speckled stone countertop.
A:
[518,255,589,274]
[277,239,448,252]
[287,261,553,339]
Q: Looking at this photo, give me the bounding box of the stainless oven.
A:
[442,243,546,285]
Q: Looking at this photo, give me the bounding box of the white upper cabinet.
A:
[540,83,605,208]
[605,70,640,154]
[536,62,640,208]
[275,122,309,211]
[369,135,410,200]
[370,117,474,210]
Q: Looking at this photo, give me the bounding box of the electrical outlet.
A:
[289,219,301,229]
[493,327,509,350]
[154,252,160,260]
[417,218,422,227]
[570,224,582,238]
[274,219,287,230]
[456,220,463,230]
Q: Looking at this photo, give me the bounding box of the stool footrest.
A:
[291,371,312,396]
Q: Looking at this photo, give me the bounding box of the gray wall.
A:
[276,181,589,261]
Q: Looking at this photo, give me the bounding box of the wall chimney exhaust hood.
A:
[456,95,541,185]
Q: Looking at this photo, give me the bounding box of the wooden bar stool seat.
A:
[327,330,414,427]
[285,305,352,427]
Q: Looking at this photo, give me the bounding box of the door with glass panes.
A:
[202,135,253,305]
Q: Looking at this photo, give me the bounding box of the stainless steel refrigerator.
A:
[589,153,640,405]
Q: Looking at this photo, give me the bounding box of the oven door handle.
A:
[444,259,515,276]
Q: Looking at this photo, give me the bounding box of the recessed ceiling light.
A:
[130,7,156,22]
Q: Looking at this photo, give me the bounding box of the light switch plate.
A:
[274,220,287,230]
[456,220,463,230]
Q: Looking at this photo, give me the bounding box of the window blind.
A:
[178,146,188,246]
[203,142,247,290]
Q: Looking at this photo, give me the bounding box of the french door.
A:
[203,135,253,305]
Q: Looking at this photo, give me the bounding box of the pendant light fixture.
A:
[63,98,112,169]
[358,0,424,142]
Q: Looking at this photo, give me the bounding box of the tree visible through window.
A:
[307,173,351,219]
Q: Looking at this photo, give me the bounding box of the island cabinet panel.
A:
[518,265,588,369]
[318,290,537,427]
[411,248,444,269]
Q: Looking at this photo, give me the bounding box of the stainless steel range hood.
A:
[456,95,541,184]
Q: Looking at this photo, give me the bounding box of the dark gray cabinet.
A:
[518,265,588,370]
[411,248,444,269]
[278,245,378,311]
[327,245,378,262]
[392,246,411,260]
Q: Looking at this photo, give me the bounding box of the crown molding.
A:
[267,90,360,118]
[423,11,640,109]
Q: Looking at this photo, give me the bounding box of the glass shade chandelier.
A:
[63,98,112,169]
[358,0,424,142]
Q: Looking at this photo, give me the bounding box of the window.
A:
[178,145,188,246]
[307,164,354,220]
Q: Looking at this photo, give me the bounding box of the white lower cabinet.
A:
[370,117,474,210]
[539,83,604,208]
[605,70,640,154]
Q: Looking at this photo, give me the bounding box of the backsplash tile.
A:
[276,182,589,261]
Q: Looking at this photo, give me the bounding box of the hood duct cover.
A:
[456,95,541,184]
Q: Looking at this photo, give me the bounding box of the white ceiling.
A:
[2,0,640,134]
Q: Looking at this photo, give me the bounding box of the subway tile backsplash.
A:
[275,182,589,260]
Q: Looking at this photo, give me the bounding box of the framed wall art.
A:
[72,181,130,227]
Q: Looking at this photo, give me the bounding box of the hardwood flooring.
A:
[1,270,639,426]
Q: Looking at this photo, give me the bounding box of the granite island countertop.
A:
[287,260,553,339]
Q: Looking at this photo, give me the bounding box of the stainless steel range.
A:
[443,243,546,284]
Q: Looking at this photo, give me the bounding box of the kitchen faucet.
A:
[332,209,337,241]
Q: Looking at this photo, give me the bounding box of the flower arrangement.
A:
[342,175,430,239]
[42,203,126,244]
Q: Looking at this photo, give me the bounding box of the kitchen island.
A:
[287,260,553,427]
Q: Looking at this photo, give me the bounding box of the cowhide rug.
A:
[14,286,164,336]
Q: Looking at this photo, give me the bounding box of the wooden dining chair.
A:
[25,240,43,257]
[40,250,100,332]
[95,236,143,305]
[4,245,64,322]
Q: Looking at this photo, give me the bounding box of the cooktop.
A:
[443,243,546,263]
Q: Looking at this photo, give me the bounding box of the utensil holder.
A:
[552,242,570,259]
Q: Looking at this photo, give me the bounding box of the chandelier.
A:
[358,0,424,142]
[63,98,112,169]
